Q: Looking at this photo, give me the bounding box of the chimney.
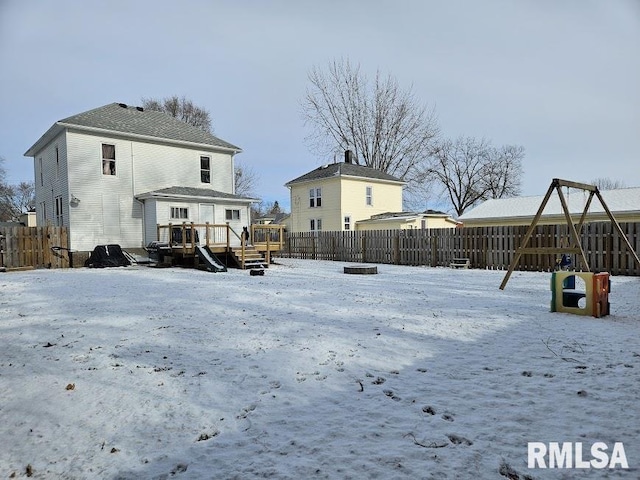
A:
[345,150,354,164]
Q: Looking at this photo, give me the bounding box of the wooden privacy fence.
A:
[282,222,640,276]
[0,226,70,270]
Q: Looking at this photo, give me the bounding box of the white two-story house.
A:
[24,102,255,254]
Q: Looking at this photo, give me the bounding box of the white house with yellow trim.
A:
[285,151,405,233]
[355,210,460,231]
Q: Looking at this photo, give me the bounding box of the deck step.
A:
[230,246,268,269]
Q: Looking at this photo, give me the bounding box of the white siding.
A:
[34,132,69,228]
[144,199,158,245]
[64,131,144,250]
[131,141,234,194]
[31,127,237,251]
[149,199,251,247]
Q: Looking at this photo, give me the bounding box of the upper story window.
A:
[39,158,43,186]
[309,187,322,208]
[200,156,211,183]
[171,207,189,219]
[344,216,351,230]
[102,144,116,175]
[55,146,60,179]
[366,186,373,206]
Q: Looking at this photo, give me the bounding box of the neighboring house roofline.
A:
[459,187,640,222]
[285,162,405,187]
[255,212,290,223]
[356,211,461,225]
[286,175,405,188]
[461,211,640,225]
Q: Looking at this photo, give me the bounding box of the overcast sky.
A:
[1,0,638,213]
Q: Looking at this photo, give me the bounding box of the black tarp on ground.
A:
[85,244,131,268]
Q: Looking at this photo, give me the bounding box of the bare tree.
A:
[234,160,259,197]
[590,177,626,190]
[141,95,212,133]
[250,200,287,223]
[302,58,439,193]
[0,156,8,221]
[427,137,524,216]
[482,145,524,199]
[0,158,35,222]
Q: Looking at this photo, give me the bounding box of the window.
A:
[225,209,240,221]
[366,186,373,206]
[171,207,189,219]
[310,218,322,231]
[55,196,63,226]
[39,158,43,186]
[344,216,351,231]
[309,187,322,208]
[55,146,60,179]
[102,144,116,175]
[200,156,211,183]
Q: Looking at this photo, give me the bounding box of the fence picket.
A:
[282,222,640,275]
[0,226,70,270]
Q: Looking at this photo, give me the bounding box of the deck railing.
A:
[251,224,286,250]
[156,223,286,260]
[157,223,236,254]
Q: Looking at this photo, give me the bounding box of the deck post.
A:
[241,231,245,269]
[266,231,271,264]
[180,223,185,252]
[190,222,195,253]
[205,222,210,247]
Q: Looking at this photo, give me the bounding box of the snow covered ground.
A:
[1,259,639,479]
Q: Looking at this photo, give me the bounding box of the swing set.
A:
[499,178,640,290]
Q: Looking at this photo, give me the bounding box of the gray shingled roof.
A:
[26,103,240,155]
[137,186,256,202]
[285,162,404,186]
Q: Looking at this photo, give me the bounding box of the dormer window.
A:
[200,156,211,183]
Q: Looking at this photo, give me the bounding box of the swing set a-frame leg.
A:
[499,181,556,290]
[499,178,640,290]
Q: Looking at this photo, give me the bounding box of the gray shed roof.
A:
[25,102,240,156]
[136,186,257,203]
[285,162,404,186]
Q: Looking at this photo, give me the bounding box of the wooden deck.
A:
[156,223,285,269]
